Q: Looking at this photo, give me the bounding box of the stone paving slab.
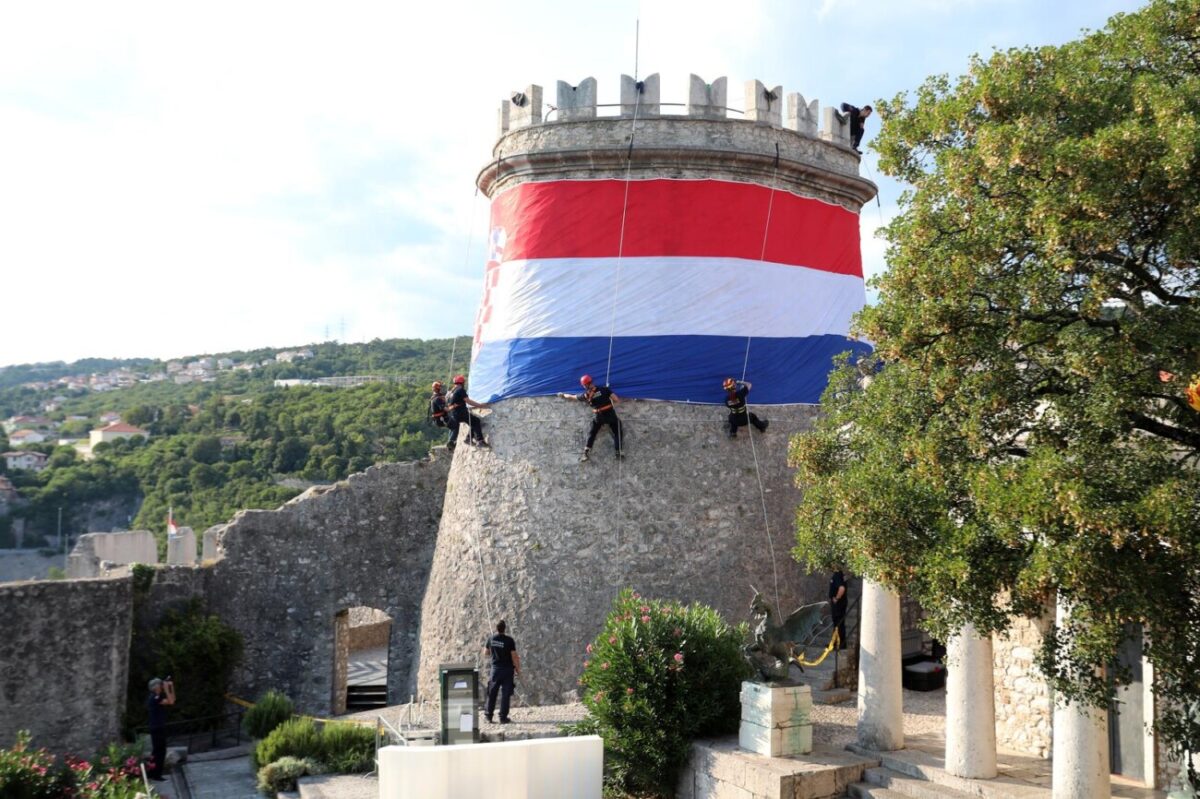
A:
[298,773,379,799]
[182,754,259,799]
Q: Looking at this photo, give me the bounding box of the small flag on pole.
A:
[167,507,178,537]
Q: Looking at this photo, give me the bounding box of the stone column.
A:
[1052,595,1111,799]
[945,623,997,778]
[857,579,904,751]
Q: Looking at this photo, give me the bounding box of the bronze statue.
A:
[742,590,829,682]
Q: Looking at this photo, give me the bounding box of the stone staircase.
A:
[345,683,388,711]
[845,745,1052,799]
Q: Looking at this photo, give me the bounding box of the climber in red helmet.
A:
[558,374,623,463]
[446,374,491,450]
[722,377,768,439]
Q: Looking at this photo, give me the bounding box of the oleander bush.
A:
[0,730,145,799]
[255,756,325,796]
[244,690,295,739]
[565,590,751,798]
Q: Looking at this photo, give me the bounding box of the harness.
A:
[592,404,613,414]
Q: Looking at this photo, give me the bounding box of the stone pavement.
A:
[180,753,259,799]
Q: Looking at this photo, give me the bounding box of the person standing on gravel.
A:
[482,620,520,724]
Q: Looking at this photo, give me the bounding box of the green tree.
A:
[188,435,222,465]
[790,1,1199,785]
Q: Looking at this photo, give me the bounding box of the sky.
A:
[0,0,1146,367]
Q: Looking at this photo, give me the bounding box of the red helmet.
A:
[723,377,736,390]
[580,374,593,387]
[453,375,466,384]
[431,381,443,392]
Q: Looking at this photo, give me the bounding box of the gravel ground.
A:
[341,686,948,747]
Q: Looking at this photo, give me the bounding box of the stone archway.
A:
[332,607,391,714]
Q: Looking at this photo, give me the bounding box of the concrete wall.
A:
[0,577,133,755]
[206,457,449,715]
[417,398,828,704]
[67,530,158,578]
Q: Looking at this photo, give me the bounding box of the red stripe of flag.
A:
[490,179,863,277]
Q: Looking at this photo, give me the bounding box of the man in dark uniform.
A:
[429,381,455,449]
[481,619,520,724]
[829,569,848,649]
[723,377,768,438]
[839,102,873,152]
[558,374,623,462]
[446,374,490,448]
[146,676,175,780]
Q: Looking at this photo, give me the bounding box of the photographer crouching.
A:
[146,677,176,781]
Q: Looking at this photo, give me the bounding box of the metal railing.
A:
[135,708,245,754]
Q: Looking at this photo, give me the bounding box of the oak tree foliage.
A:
[790,0,1199,779]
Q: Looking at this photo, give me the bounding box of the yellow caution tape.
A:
[792,629,840,668]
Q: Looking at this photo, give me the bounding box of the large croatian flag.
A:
[469,178,869,404]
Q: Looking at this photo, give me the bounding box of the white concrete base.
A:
[378,736,603,799]
[739,681,813,757]
[166,527,196,566]
[945,623,997,779]
[857,579,904,751]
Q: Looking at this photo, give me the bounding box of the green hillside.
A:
[0,337,472,546]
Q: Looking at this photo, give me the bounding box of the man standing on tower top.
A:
[559,374,624,463]
[840,102,873,153]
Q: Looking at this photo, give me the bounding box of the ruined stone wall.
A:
[67,530,158,578]
[992,608,1054,757]
[206,457,449,715]
[417,398,828,704]
[0,577,133,755]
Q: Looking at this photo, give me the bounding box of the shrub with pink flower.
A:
[0,731,146,799]
[565,589,750,798]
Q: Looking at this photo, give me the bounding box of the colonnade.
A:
[854,581,1111,799]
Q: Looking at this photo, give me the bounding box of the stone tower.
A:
[416,74,877,703]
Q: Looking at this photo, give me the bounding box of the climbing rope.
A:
[605,23,643,599]
[739,144,784,614]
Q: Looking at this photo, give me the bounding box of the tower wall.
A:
[416,398,824,703]
[417,75,876,702]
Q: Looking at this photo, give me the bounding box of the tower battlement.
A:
[496,73,852,150]
[482,74,875,213]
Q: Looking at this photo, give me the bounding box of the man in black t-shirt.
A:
[829,570,849,650]
[146,677,175,780]
[446,374,491,449]
[722,378,768,438]
[481,620,521,724]
[839,103,873,152]
[558,374,624,463]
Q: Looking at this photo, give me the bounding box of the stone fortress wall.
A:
[0,577,133,755]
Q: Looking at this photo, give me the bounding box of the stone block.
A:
[820,106,850,147]
[786,93,819,137]
[621,73,660,117]
[739,718,813,758]
[510,84,543,129]
[557,78,597,121]
[740,681,812,726]
[687,74,728,119]
[744,80,783,127]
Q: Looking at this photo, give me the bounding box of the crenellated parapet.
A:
[495,73,853,150]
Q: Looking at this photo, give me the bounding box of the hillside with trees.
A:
[0,337,471,547]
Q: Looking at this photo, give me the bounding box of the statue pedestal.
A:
[738,681,813,757]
